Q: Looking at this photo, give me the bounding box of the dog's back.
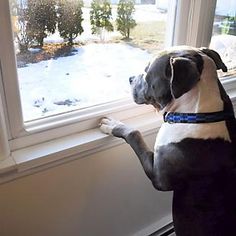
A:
[171,74,236,235]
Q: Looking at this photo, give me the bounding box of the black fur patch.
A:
[156,138,236,235]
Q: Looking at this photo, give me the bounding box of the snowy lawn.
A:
[18,43,152,121]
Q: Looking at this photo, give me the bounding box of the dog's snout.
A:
[129,76,135,84]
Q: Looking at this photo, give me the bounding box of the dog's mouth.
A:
[132,89,163,111]
[152,102,162,111]
[142,95,162,111]
[148,99,162,111]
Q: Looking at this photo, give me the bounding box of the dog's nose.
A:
[129,76,135,84]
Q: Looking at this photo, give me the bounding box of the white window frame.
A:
[1,0,236,181]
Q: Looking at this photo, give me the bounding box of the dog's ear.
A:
[199,48,227,72]
[170,57,200,99]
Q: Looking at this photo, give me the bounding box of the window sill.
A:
[0,111,162,184]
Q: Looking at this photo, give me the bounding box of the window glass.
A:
[10,0,170,121]
[210,0,236,77]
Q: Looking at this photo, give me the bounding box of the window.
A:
[0,0,174,148]
[210,0,236,78]
[9,0,170,122]
[0,0,236,169]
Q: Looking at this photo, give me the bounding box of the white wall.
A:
[0,133,172,236]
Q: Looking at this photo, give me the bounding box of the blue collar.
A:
[163,111,235,124]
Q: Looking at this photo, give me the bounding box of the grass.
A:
[129,20,166,55]
[110,20,166,55]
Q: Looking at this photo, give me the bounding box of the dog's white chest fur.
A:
[155,122,231,149]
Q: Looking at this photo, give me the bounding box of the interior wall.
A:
[0,133,172,236]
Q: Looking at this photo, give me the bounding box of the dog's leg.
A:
[100,117,154,180]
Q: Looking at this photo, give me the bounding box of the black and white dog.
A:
[100,46,236,235]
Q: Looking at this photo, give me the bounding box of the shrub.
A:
[57,0,84,45]
[116,0,136,39]
[90,0,114,41]
[26,0,57,47]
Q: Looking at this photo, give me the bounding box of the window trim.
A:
[0,89,10,162]
[171,0,217,47]
[0,0,24,140]
[10,101,155,151]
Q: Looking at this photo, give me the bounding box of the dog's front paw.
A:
[100,117,124,135]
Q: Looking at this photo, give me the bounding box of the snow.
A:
[210,35,236,70]
[18,43,152,121]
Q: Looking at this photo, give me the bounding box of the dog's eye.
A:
[151,85,155,90]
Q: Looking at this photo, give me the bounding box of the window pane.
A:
[210,0,236,77]
[10,0,170,122]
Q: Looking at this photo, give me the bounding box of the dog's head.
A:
[129,46,227,110]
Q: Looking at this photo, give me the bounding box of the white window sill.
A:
[0,111,162,183]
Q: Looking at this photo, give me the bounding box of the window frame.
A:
[0,0,236,173]
[170,0,217,47]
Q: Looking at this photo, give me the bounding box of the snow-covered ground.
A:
[210,34,236,71]
[18,43,152,121]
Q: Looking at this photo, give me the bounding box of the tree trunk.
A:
[39,35,44,48]
[127,28,130,39]
[69,33,73,46]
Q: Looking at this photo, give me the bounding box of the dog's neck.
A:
[162,56,224,115]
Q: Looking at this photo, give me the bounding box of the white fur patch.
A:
[155,121,231,150]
